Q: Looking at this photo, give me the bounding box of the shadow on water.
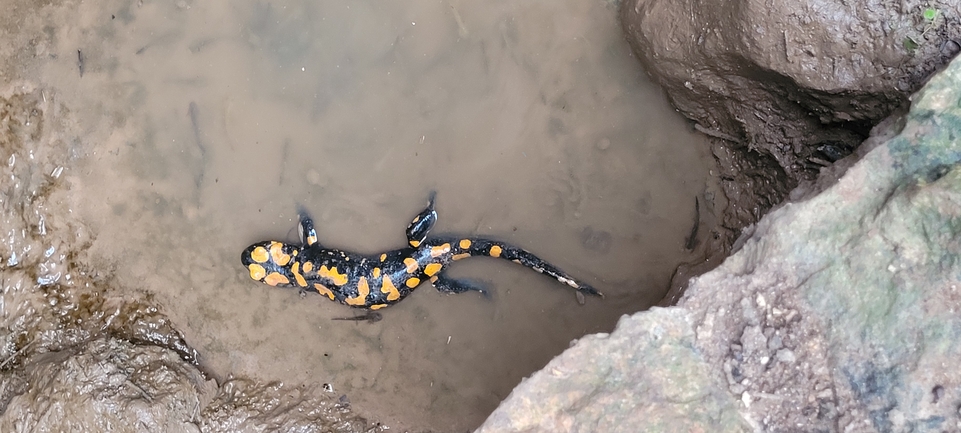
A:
[1,0,720,431]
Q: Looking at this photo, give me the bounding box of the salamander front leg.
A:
[431,274,490,298]
[405,191,438,248]
[297,205,319,246]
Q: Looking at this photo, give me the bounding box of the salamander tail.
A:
[452,238,602,298]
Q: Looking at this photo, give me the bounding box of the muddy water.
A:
[7,0,717,431]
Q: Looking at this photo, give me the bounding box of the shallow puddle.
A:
[16,0,717,430]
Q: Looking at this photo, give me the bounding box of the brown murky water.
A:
[3,0,719,431]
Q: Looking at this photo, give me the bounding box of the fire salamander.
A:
[241,193,602,311]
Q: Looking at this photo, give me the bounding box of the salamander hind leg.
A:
[431,274,490,298]
[405,191,438,248]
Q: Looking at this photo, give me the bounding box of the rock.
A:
[0,338,209,433]
[477,55,961,432]
[476,308,750,433]
[684,53,961,432]
[620,0,961,228]
[0,338,385,433]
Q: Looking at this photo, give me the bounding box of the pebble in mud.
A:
[941,40,960,57]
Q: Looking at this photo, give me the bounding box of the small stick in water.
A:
[685,197,700,251]
[332,312,383,323]
[77,49,84,77]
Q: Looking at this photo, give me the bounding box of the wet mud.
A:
[1,0,721,431]
[0,86,386,432]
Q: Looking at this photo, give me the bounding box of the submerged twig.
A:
[694,123,740,143]
[0,339,36,369]
[685,196,701,251]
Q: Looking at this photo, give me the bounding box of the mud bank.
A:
[622,0,961,245]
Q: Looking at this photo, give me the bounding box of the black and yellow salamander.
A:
[241,193,602,310]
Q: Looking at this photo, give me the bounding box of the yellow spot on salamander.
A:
[248,263,266,280]
[380,253,387,262]
[372,267,381,278]
[302,261,314,273]
[250,246,269,263]
[489,245,502,258]
[404,257,418,273]
[430,243,451,258]
[314,283,335,300]
[370,303,388,310]
[291,262,307,287]
[409,239,421,248]
[307,235,318,245]
[319,265,349,286]
[459,239,471,249]
[381,276,401,301]
[452,253,471,261]
[264,272,290,286]
[269,242,291,266]
[424,263,442,276]
[346,276,371,306]
[405,277,421,288]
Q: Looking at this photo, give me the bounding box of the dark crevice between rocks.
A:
[625,0,961,304]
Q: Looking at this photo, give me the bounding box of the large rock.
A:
[621,0,961,228]
[477,54,961,432]
[476,308,749,433]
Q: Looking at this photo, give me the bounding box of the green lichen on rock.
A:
[799,57,961,430]
[688,56,961,431]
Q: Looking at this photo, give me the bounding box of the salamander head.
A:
[241,241,299,287]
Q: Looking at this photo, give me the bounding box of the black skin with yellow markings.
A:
[241,193,602,310]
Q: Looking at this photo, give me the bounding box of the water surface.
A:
[31,0,717,430]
